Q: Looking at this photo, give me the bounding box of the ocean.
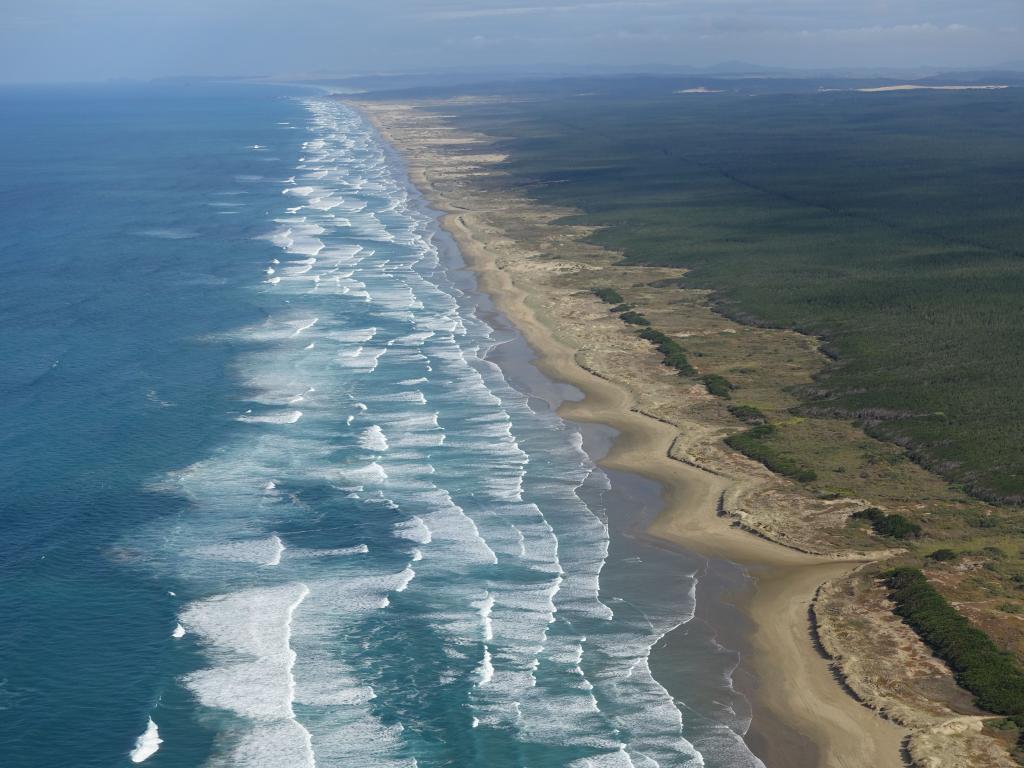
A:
[0,83,763,768]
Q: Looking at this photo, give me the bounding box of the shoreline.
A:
[439,209,906,768]
[479,302,768,764]
[358,102,908,767]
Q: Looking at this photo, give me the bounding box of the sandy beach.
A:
[354,101,912,767]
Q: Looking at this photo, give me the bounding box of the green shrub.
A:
[852,507,884,523]
[817,489,847,500]
[702,374,733,399]
[638,328,695,376]
[852,508,922,539]
[929,548,958,562]
[619,311,651,326]
[886,567,1024,722]
[725,424,818,482]
[728,404,767,424]
[592,287,624,304]
[876,514,922,539]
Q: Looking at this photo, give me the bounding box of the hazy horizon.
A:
[1,0,1022,84]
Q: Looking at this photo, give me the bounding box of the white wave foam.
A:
[292,544,368,558]
[181,582,313,767]
[328,327,377,343]
[475,592,495,641]
[220,720,317,768]
[393,516,431,544]
[129,717,162,763]
[268,535,285,566]
[394,566,416,593]
[238,410,303,425]
[291,317,318,336]
[566,748,638,768]
[193,536,287,566]
[358,425,389,452]
[138,228,197,240]
[138,97,720,768]
[477,647,494,686]
[336,461,388,486]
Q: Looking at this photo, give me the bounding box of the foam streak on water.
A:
[129,718,163,763]
[131,98,762,768]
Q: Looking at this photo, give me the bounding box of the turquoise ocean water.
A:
[0,83,763,768]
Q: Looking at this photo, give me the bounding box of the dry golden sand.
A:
[816,574,1019,768]
[352,98,1014,767]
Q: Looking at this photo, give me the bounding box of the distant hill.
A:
[920,69,1024,85]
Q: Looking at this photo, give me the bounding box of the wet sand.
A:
[480,292,769,763]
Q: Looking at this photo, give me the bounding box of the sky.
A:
[1,0,1022,82]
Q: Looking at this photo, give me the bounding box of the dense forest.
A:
[416,79,1024,503]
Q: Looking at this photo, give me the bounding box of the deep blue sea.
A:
[0,83,763,768]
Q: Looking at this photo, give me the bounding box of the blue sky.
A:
[1,1,1021,82]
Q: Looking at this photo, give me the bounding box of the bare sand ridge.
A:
[352,98,1015,768]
